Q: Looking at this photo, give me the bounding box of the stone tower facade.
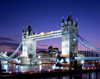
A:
[61,13,79,63]
[21,13,79,63]
[22,25,36,58]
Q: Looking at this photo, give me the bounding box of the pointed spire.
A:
[75,18,79,28]
[76,18,78,25]
[27,25,32,31]
[67,12,73,21]
[69,11,72,16]
[35,29,36,34]
[62,16,64,23]
[22,27,24,32]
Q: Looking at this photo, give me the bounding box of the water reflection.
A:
[2,64,57,73]
[1,64,100,79]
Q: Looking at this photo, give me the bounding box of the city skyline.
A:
[0,0,100,53]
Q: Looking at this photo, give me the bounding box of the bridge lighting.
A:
[9,71,12,74]
[73,39,76,41]
[81,60,84,64]
[87,67,90,70]
[22,71,25,73]
[51,31,53,33]
[39,65,42,71]
[39,61,42,64]
[66,58,69,63]
[60,59,64,63]
[40,32,44,36]
[48,69,51,72]
[52,64,56,70]
[83,67,85,70]
[38,56,41,58]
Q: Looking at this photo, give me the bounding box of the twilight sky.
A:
[0,0,100,53]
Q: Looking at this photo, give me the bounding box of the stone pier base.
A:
[21,57,30,64]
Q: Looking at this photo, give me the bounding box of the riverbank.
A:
[0,69,100,79]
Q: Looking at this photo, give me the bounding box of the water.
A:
[1,64,100,79]
[1,64,57,73]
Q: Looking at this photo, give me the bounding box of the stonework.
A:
[61,13,78,63]
[22,13,79,64]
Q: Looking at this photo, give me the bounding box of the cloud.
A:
[36,48,48,51]
[0,37,15,41]
[40,45,49,47]
[0,42,19,46]
[0,36,20,50]
[0,42,20,50]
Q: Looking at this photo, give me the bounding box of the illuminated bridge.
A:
[0,13,100,64]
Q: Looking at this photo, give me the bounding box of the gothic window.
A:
[63,28,67,33]
[64,28,67,31]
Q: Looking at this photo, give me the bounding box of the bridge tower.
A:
[61,13,79,64]
[22,25,36,58]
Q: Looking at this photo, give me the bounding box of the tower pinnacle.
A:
[62,16,64,23]
[76,18,78,25]
[75,18,79,28]
[35,29,37,34]
[22,27,24,32]
[67,12,73,21]
[69,11,72,16]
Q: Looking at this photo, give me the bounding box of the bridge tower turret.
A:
[61,13,78,64]
[22,25,37,58]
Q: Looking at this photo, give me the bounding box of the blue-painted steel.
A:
[79,38,97,51]
[78,36,99,51]
[78,35,100,50]
[75,57,100,60]
[8,42,22,58]
[71,32,100,54]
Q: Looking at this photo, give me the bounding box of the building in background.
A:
[48,46,59,57]
[39,51,51,58]
[78,51,98,57]
[39,46,59,58]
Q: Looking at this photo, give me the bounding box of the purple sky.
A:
[0,0,100,53]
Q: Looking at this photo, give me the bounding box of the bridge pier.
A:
[20,57,42,65]
[20,57,30,64]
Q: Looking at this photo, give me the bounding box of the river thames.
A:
[1,64,100,79]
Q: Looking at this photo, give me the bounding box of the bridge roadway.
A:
[27,30,62,41]
[0,57,57,61]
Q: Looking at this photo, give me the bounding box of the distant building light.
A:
[22,71,25,73]
[9,71,12,74]
[38,56,41,58]
[66,58,69,63]
[81,60,84,64]
[60,59,64,62]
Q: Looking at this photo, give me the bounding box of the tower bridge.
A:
[0,13,100,65]
[21,13,78,64]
